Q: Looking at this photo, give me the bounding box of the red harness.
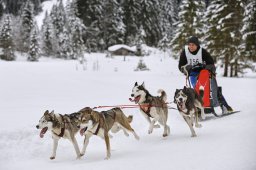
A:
[139,104,152,117]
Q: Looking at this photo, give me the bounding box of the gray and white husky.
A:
[36,110,82,160]
[174,86,205,137]
[130,82,170,137]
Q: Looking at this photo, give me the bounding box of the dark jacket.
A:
[178,46,215,72]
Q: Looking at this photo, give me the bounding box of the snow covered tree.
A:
[59,28,73,59]
[158,0,178,41]
[122,0,141,45]
[203,0,223,61]
[28,27,40,61]
[0,14,16,61]
[49,0,68,57]
[41,11,54,56]
[139,0,162,46]
[170,0,206,57]
[241,0,256,62]
[100,0,125,50]
[66,0,85,59]
[213,0,245,77]
[76,0,104,51]
[51,0,66,38]
[158,34,169,52]
[18,0,34,52]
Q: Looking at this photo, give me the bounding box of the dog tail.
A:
[114,108,133,123]
[158,89,167,102]
[127,115,133,123]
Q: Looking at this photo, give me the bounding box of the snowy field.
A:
[0,51,256,170]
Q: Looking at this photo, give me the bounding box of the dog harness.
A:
[53,114,65,137]
[92,111,116,135]
[139,104,152,118]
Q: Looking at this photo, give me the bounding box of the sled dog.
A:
[130,82,170,137]
[174,86,205,137]
[78,107,140,160]
[36,110,82,160]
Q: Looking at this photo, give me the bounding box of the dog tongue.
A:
[134,96,140,103]
[40,127,48,138]
[129,96,140,103]
[80,127,87,136]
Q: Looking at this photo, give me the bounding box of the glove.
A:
[191,63,205,72]
[205,64,216,74]
[181,64,192,75]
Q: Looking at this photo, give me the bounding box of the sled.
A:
[191,69,239,118]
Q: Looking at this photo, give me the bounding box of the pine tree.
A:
[0,14,16,61]
[122,0,141,45]
[76,0,104,51]
[139,0,162,46]
[28,27,40,61]
[100,0,125,50]
[19,0,34,52]
[214,0,245,77]
[203,0,223,61]
[59,28,73,59]
[170,0,205,57]
[158,0,178,41]
[241,0,256,62]
[41,11,54,56]
[66,0,85,59]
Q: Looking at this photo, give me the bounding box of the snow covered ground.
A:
[0,51,256,170]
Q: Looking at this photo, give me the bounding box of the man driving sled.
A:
[178,36,233,114]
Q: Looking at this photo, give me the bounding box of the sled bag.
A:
[210,77,220,107]
[195,69,210,107]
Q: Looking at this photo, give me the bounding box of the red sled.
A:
[193,69,235,116]
[195,69,211,107]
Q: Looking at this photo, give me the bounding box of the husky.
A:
[130,82,170,137]
[174,86,206,137]
[78,107,140,160]
[36,110,82,160]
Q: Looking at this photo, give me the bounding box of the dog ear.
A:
[91,111,100,122]
[135,82,138,86]
[174,90,178,103]
[49,110,54,115]
[44,110,49,115]
[141,82,145,88]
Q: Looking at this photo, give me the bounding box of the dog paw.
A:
[124,131,129,137]
[154,124,160,128]
[148,129,153,134]
[50,156,55,160]
[195,124,202,128]
[104,154,111,160]
[191,134,197,137]
[76,156,82,160]
[162,133,168,137]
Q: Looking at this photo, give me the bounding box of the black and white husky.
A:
[130,82,170,137]
[36,110,82,160]
[174,86,205,137]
